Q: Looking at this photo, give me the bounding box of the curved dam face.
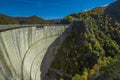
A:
[0,25,69,80]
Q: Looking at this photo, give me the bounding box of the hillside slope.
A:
[0,14,19,24]
[48,0,120,80]
[0,14,50,24]
[15,16,50,24]
[105,0,120,21]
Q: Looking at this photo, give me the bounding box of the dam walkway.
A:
[0,24,69,32]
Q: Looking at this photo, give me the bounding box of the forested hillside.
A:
[0,14,19,24]
[0,14,50,24]
[49,0,120,80]
[15,16,50,24]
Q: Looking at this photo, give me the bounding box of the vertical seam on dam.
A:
[21,34,59,80]
[11,31,22,60]
[0,34,17,78]
[29,48,47,80]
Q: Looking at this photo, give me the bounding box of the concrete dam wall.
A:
[0,25,70,80]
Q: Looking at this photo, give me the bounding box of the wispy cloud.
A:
[103,3,109,7]
[84,8,91,12]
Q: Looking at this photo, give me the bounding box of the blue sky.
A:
[0,0,116,19]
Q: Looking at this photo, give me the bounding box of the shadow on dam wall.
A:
[40,26,72,80]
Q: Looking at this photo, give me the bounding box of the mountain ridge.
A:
[0,14,50,24]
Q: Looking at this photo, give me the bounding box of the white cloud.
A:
[102,3,109,7]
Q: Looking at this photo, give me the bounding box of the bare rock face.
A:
[0,25,69,80]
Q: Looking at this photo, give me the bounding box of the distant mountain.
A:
[0,14,50,24]
[14,17,27,24]
[15,16,50,24]
[47,19,62,24]
[0,14,18,24]
[26,16,50,24]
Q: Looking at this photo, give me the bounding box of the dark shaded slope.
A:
[105,0,120,21]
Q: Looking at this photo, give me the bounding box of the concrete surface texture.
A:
[0,25,69,80]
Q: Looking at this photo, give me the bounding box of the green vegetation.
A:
[0,14,50,24]
[60,15,73,24]
[49,0,120,80]
[24,16,50,24]
[0,14,18,24]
